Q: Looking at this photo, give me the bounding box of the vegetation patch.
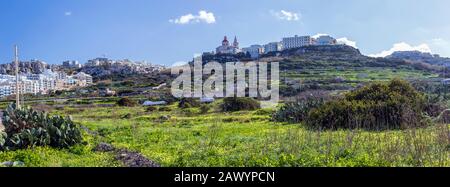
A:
[0,103,82,151]
[306,79,428,130]
[272,98,324,123]
[117,98,137,107]
[220,97,261,112]
[178,98,201,109]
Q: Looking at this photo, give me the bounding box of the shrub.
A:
[199,105,211,114]
[0,103,82,151]
[158,92,179,104]
[158,106,172,112]
[117,89,135,96]
[117,98,137,107]
[178,98,201,109]
[254,108,274,116]
[122,113,133,119]
[424,101,447,118]
[181,108,196,117]
[220,97,261,112]
[306,79,427,130]
[272,99,324,123]
[435,109,450,124]
[146,106,157,112]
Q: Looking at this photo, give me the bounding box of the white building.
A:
[264,42,283,54]
[63,60,82,68]
[0,83,12,98]
[10,80,40,95]
[86,57,110,67]
[282,35,314,50]
[242,45,264,59]
[73,72,93,85]
[0,69,93,98]
[26,70,57,93]
[216,36,242,54]
[313,35,337,45]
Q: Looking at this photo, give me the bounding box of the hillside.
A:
[0,60,50,74]
[387,51,450,67]
[261,45,442,71]
[199,45,442,72]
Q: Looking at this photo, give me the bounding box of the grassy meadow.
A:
[0,67,449,167]
[2,102,448,167]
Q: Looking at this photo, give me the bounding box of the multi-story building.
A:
[242,45,265,59]
[84,57,165,74]
[264,42,283,54]
[57,71,68,80]
[0,83,12,98]
[313,35,337,45]
[0,69,93,98]
[86,58,110,67]
[72,72,93,85]
[10,80,40,95]
[282,35,314,50]
[26,70,57,93]
[62,60,82,69]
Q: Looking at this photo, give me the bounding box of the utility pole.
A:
[14,45,21,109]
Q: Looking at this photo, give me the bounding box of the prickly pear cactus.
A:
[1,103,82,151]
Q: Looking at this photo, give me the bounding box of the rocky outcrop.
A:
[0,60,49,75]
[271,45,411,70]
[93,142,161,167]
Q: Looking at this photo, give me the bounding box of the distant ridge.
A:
[387,51,450,67]
[197,45,444,72]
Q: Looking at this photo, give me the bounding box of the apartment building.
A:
[0,69,93,98]
[242,45,265,59]
[282,35,314,50]
[264,42,283,54]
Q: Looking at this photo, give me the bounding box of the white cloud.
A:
[312,33,358,48]
[337,37,357,48]
[64,11,72,16]
[312,33,329,39]
[170,10,216,24]
[369,42,432,58]
[271,10,300,21]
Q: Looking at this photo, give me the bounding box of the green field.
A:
[0,67,448,167]
[283,67,438,81]
[2,102,448,167]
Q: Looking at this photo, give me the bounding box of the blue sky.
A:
[1,0,449,65]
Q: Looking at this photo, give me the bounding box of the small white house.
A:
[143,101,167,106]
[441,79,450,85]
[151,83,167,90]
[200,97,215,103]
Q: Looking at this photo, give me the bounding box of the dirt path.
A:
[82,125,160,167]
[93,142,161,167]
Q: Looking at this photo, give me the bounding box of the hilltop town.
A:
[2,33,449,100]
[205,34,342,59]
[0,56,166,98]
